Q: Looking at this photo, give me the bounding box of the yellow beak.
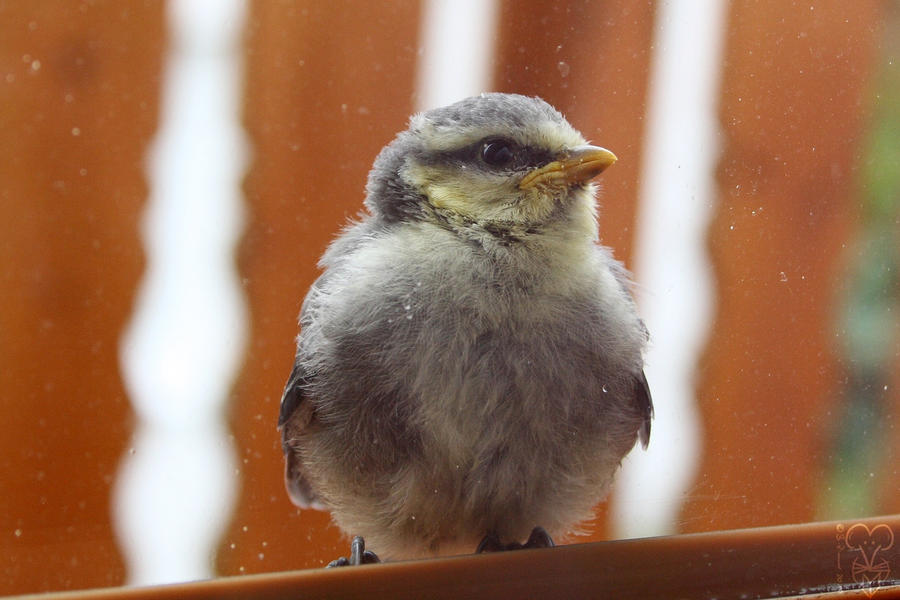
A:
[518,145,617,190]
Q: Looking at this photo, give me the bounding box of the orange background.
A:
[0,1,896,595]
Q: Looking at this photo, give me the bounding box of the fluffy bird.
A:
[278,93,652,563]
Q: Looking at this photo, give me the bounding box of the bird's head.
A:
[365,93,616,240]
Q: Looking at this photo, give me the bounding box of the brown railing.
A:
[17,516,900,600]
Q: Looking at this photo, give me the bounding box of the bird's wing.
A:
[277,223,377,509]
[603,250,654,449]
[634,369,654,449]
[278,361,325,509]
[278,264,334,431]
[278,360,309,428]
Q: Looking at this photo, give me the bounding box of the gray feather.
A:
[278,93,654,559]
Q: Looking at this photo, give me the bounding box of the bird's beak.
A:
[519,145,617,190]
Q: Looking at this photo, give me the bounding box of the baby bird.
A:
[278,93,652,563]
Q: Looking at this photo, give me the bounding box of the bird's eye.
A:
[480,139,515,167]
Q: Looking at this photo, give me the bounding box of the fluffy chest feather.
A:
[306,219,644,440]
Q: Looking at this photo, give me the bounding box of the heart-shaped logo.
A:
[844,523,895,594]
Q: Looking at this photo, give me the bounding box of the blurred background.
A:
[1,0,898,595]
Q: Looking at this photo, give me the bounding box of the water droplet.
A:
[779,272,787,282]
[71,127,80,136]
[31,60,41,71]
[602,385,608,393]
[14,529,22,538]
[556,61,570,78]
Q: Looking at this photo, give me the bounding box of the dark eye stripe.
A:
[418,139,555,172]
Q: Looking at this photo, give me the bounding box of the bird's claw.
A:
[524,526,555,548]
[326,536,380,568]
[476,526,555,553]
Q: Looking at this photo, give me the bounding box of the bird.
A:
[278,93,653,564]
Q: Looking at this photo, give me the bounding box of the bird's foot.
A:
[476,526,555,553]
[326,536,381,567]
[523,526,555,549]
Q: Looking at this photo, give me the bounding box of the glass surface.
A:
[1,1,897,595]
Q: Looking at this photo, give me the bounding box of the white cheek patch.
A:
[426,178,522,222]
[404,161,560,224]
[403,162,501,211]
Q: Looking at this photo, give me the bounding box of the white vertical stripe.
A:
[612,0,727,537]
[116,0,248,585]
[415,0,499,111]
